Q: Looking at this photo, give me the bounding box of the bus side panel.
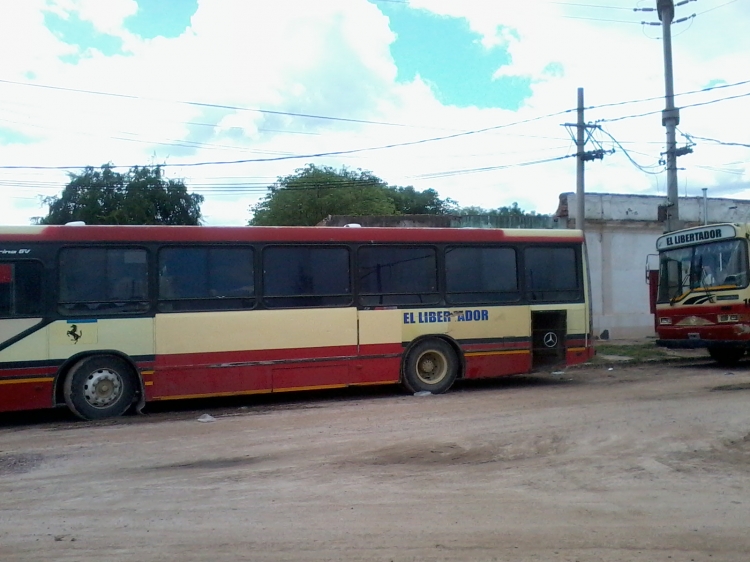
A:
[152,308,360,398]
[357,310,405,385]
[0,368,56,413]
[0,321,55,412]
[464,352,531,378]
[362,305,534,380]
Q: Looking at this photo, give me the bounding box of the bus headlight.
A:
[659,317,672,325]
[718,314,740,323]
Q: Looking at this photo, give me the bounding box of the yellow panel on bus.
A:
[155,308,358,355]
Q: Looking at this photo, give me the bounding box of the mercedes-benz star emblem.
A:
[543,332,558,348]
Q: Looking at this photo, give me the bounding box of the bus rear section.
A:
[0,225,593,420]
[654,223,750,365]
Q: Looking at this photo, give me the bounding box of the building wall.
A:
[584,223,663,339]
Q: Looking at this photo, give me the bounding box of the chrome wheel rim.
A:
[83,368,123,409]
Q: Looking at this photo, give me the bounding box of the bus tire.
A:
[63,355,137,421]
[707,346,745,366]
[402,338,458,394]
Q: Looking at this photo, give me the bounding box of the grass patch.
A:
[592,342,672,362]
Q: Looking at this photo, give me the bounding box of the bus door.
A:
[530,309,567,369]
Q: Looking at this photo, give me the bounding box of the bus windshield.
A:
[657,238,749,303]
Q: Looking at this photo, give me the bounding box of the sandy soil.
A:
[1,358,750,562]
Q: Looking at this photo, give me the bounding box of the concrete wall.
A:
[562,192,750,225]
[585,223,662,339]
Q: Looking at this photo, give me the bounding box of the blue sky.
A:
[0,0,748,225]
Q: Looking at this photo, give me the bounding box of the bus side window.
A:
[357,246,439,306]
[158,246,255,312]
[58,248,148,315]
[0,261,43,318]
[263,246,350,309]
[524,246,581,302]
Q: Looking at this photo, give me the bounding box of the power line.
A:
[0,108,576,171]
[0,78,417,129]
[597,127,664,175]
[695,0,740,16]
[595,90,750,123]
[679,132,750,149]
[411,154,577,180]
[551,1,636,9]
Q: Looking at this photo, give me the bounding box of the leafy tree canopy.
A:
[249,164,458,226]
[36,164,203,225]
[457,202,548,217]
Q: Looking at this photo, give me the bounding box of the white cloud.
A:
[0,0,747,226]
[46,0,138,35]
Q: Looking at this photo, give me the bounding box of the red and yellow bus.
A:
[0,224,593,420]
[655,222,750,364]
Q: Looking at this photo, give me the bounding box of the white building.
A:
[556,192,750,339]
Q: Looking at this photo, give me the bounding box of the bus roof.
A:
[0,225,584,244]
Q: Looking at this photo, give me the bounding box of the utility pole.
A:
[657,0,681,232]
[563,88,608,232]
[576,88,585,232]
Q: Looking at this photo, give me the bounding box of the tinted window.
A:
[159,247,254,311]
[263,246,350,308]
[358,246,439,306]
[59,248,148,314]
[525,247,581,302]
[446,246,519,304]
[0,261,43,317]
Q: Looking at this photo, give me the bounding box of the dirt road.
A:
[1,359,750,562]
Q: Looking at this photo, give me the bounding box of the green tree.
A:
[37,164,203,225]
[458,202,548,217]
[387,186,458,215]
[250,165,385,226]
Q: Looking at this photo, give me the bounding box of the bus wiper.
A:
[700,273,715,303]
[670,273,692,305]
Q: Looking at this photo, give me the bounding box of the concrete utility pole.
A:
[564,88,608,232]
[576,88,585,232]
[657,0,681,232]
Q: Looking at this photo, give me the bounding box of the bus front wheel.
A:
[402,338,458,394]
[707,346,746,366]
[63,355,137,420]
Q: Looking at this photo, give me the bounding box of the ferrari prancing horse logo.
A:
[66,324,82,344]
[543,331,558,348]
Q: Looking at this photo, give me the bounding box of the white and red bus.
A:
[0,225,593,420]
[655,222,750,364]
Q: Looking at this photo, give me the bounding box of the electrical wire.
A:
[679,132,750,149]
[595,90,750,123]
[0,108,577,171]
[597,127,664,175]
[410,154,577,180]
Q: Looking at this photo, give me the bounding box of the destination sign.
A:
[656,224,736,251]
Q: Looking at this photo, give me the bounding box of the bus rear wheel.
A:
[63,355,137,421]
[402,338,458,394]
[707,346,746,366]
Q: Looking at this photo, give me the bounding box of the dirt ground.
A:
[2,356,750,562]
